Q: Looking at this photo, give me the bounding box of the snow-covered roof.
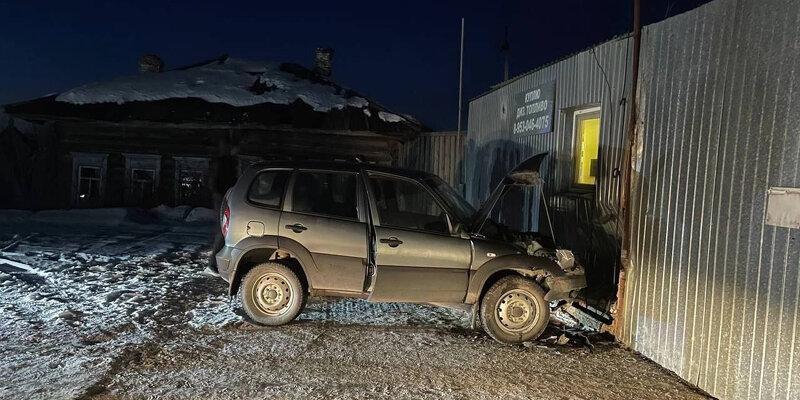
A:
[57,58,399,118]
[6,56,425,134]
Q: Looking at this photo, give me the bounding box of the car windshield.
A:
[424,176,476,223]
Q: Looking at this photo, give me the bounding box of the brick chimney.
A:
[314,47,334,78]
[139,54,165,73]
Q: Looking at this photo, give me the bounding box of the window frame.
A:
[176,168,206,204]
[130,168,157,202]
[245,168,293,210]
[284,169,365,223]
[123,153,161,206]
[364,171,455,236]
[77,165,102,201]
[571,106,602,190]
[173,156,209,206]
[71,152,108,207]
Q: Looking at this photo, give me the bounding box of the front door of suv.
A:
[365,172,471,303]
[279,170,368,294]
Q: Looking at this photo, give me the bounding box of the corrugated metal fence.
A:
[623,0,800,399]
[398,131,463,187]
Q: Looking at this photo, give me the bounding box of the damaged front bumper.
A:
[543,249,587,301]
[544,273,587,301]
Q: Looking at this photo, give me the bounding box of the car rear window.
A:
[247,170,290,208]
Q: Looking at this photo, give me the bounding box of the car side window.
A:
[369,175,449,234]
[247,170,290,208]
[292,171,358,220]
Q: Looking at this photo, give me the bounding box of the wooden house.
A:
[1,51,425,209]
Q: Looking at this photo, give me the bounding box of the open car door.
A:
[364,172,471,303]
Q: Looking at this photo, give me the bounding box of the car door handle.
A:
[379,237,403,247]
[285,223,307,233]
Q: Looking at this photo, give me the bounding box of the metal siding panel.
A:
[397,132,463,188]
[465,0,800,398]
[625,0,800,399]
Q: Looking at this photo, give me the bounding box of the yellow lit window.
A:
[573,108,601,186]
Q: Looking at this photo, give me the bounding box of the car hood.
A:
[469,152,547,233]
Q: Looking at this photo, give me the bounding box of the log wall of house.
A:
[0,118,405,210]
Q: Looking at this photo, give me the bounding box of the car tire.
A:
[480,275,549,344]
[240,262,305,326]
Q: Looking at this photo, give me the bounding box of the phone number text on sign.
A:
[510,82,555,135]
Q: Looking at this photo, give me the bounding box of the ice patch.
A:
[0,257,48,277]
[188,296,242,329]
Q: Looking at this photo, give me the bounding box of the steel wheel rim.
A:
[496,289,540,334]
[252,272,294,316]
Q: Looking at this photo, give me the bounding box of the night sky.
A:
[0,0,711,130]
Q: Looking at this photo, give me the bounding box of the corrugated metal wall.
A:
[623,0,800,399]
[398,131,463,187]
[465,35,633,303]
[465,35,632,224]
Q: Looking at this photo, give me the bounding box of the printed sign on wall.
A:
[511,81,556,135]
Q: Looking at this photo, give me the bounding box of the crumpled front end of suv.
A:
[521,238,587,301]
[468,152,589,301]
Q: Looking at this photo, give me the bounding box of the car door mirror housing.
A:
[452,222,470,239]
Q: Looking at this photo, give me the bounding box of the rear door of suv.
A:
[364,172,471,303]
[279,169,369,294]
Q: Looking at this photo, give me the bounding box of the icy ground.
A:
[0,213,710,400]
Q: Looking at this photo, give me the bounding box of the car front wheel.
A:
[240,262,305,326]
[480,275,550,344]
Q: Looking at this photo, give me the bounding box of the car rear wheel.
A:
[240,262,305,326]
[480,275,549,344]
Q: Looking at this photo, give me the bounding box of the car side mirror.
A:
[452,222,471,239]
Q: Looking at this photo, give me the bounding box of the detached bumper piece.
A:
[544,274,587,301]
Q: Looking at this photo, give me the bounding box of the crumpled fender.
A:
[465,254,564,304]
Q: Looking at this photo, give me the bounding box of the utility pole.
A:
[612,0,642,339]
[457,17,466,193]
[501,26,510,81]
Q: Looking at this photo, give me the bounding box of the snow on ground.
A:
[0,210,710,399]
[0,225,212,399]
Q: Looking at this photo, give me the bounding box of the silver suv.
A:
[214,154,586,343]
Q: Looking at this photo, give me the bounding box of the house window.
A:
[124,154,161,206]
[573,107,601,186]
[71,152,108,207]
[174,157,209,206]
[78,166,102,201]
[130,169,156,203]
[178,169,205,204]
